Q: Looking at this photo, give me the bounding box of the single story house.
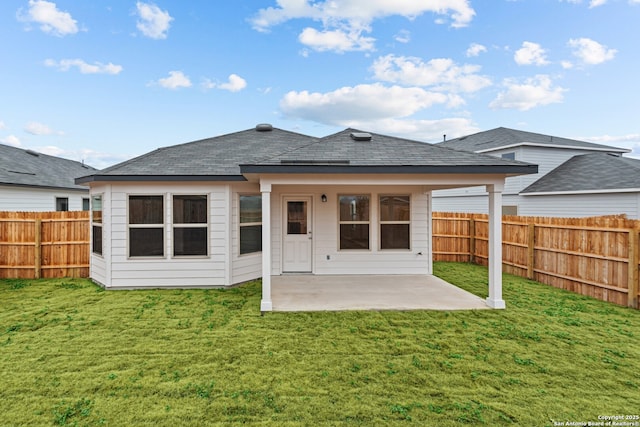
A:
[0,143,95,211]
[76,125,537,311]
[432,127,636,217]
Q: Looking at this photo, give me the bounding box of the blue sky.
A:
[1,0,639,168]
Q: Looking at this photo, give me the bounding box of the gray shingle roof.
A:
[0,143,95,190]
[77,126,538,183]
[521,153,640,193]
[243,128,536,172]
[437,127,628,153]
[79,128,315,181]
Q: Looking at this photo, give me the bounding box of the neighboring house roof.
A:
[436,127,629,154]
[0,143,95,191]
[77,126,537,183]
[521,153,640,194]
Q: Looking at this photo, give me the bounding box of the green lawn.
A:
[1,262,639,426]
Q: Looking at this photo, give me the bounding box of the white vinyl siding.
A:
[519,192,640,218]
[269,185,430,276]
[231,184,262,284]
[0,185,89,211]
[102,183,230,288]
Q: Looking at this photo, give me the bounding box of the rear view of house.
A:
[76,125,537,310]
[0,144,95,211]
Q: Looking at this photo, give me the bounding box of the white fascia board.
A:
[476,143,629,154]
[520,188,640,196]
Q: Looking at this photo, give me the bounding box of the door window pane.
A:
[287,201,307,234]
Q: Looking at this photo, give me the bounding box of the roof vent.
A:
[256,123,273,132]
[350,132,372,141]
[25,149,40,157]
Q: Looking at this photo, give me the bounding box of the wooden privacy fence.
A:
[1,210,639,310]
[433,212,640,309]
[0,211,90,279]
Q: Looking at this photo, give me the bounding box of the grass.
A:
[0,262,639,426]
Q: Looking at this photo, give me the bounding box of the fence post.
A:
[628,228,639,309]
[527,223,535,280]
[34,219,42,279]
[469,218,475,263]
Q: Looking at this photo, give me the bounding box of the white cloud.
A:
[371,54,491,93]
[514,41,549,66]
[202,74,248,92]
[154,71,192,89]
[0,121,6,130]
[589,0,607,7]
[341,117,481,142]
[394,29,410,43]
[466,43,487,57]
[24,121,62,135]
[27,145,130,169]
[280,83,461,125]
[44,58,123,74]
[251,0,475,52]
[252,0,475,29]
[0,135,22,147]
[568,37,616,65]
[18,0,79,36]
[298,26,375,52]
[136,2,173,39]
[489,75,567,111]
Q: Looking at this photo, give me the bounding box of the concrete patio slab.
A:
[271,274,489,311]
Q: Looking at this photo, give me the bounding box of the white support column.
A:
[260,182,273,312]
[486,183,506,309]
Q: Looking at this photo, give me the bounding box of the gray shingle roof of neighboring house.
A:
[521,153,640,194]
[0,143,95,190]
[436,127,629,154]
[77,126,537,183]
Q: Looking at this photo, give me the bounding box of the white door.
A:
[282,197,312,272]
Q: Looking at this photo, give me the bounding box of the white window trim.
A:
[238,193,262,256]
[91,194,103,257]
[127,194,166,259]
[338,194,371,251]
[171,194,209,259]
[379,194,411,251]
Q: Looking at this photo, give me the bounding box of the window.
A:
[56,197,68,212]
[239,195,262,254]
[82,198,90,211]
[128,195,164,257]
[91,195,102,255]
[502,205,518,216]
[501,152,516,160]
[339,195,370,250]
[173,195,208,256]
[380,195,410,250]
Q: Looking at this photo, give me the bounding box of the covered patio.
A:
[271,274,488,311]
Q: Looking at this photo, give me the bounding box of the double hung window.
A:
[380,195,410,250]
[173,195,208,256]
[128,196,164,257]
[91,195,102,255]
[239,195,262,255]
[339,195,370,250]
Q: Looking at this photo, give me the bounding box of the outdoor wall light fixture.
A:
[321,194,327,202]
